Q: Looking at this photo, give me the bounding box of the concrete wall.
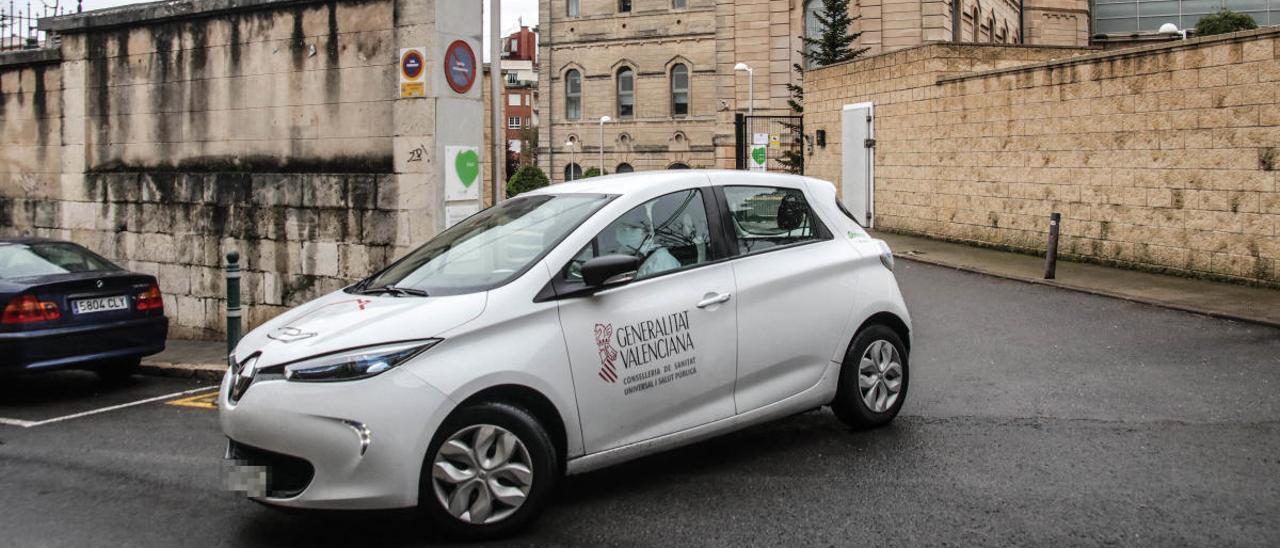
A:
[0,0,456,339]
[805,28,1280,285]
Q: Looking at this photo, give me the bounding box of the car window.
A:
[361,194,612,295]
[0,242,119,279]
[564,189,712,282]
[723,186,827,255]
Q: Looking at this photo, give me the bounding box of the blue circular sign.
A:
[444,40,477,94]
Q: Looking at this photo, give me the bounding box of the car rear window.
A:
[0,242,119,279]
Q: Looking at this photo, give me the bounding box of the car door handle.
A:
[696,292,732,309]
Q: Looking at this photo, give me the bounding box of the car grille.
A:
[226,439,315,498]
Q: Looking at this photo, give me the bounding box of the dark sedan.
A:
[0,238,167,380]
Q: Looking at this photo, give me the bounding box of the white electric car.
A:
[219,170,912,539]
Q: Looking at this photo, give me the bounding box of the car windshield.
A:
[358,194,612,296]
[0,242,120,279]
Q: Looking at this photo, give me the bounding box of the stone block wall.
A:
[805,28,1280,285]
[0,51,63,244]
[1,0,408,339]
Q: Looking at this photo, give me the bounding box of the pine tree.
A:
[800,0,868,69]
[779,0,868,174]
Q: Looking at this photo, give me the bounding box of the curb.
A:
[140,361,226,381]
[895,253,1280,330]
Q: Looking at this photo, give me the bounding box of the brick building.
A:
[537,0,1090,182]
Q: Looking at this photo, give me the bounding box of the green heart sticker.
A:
[751,147,767,166]
[455,150,480,187]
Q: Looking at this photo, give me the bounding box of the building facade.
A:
[537,0,1091,182]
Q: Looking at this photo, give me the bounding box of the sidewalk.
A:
[141,339,227,380]
[875,231,1280,328]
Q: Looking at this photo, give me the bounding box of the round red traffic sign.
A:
[443,40,477,94]
[401,49,425,80]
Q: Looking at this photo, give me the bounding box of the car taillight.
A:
[137,282,164,312]
[2,295,61,324]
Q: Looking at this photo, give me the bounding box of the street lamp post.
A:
[598,116,611,174]
[734,62,753,116]
[565,139,576,181]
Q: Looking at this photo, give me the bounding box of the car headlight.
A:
[282,339,441,382]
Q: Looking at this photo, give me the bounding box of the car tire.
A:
[831,324,909,430]
[95,356,141,383]
[418,401,559,541]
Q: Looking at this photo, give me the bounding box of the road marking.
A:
[0,386,218,429]
[167,391,219,410]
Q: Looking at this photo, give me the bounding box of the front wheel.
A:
[831,325,909,429]
[419,402,559,540]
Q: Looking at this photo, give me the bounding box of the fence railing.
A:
[1,0,79,52]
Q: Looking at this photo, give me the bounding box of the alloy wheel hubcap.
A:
[431,424,533,524]
[858,340,903,413]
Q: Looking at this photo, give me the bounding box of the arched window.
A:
[668,163,690,170]
[617,67,635,118]
[565,163,583,181]
[671,64,689,117]
[568,0,579,17]
[565,69,581,120]
[971,7,980,42]
[803,0,822,66]
[616,163,635,173]
[987,16,996,42]
[951,0,962,42]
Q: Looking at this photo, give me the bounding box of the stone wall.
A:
[0,50,63,245]
[805,28,1280,285]
[0,0,414,339]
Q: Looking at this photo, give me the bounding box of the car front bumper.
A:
[218,367,454,510]
[0,316,167,373]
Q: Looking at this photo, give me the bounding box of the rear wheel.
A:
[95,356,141,383]
[831,325,909,429]
[419,402,558,540]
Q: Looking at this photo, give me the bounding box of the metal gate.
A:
[734,114,804,175]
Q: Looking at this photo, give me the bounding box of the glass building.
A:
[1094,0,1280,33]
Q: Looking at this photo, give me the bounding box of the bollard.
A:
[226,251,242,356]
[1044,212,1061,280]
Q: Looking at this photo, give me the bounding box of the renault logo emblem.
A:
[268,326,317,343]
[96,280,104,288]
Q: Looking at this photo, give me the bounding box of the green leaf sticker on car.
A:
[455,149,480,187]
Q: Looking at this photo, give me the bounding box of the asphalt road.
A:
[1,261,1278,546]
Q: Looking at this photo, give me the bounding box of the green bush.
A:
[582,167,608,178]
[1194,9,1257,36]
[506,165,550,197]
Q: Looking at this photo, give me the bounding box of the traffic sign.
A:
[443,40,477,94]
[399,47,426,98]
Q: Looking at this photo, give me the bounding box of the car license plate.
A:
[72,295,129,315]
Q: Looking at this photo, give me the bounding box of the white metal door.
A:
[841,103,874,227]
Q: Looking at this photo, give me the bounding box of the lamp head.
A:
[1158,23,1180,34]
[600,116,612,124]
[733,62,750,72]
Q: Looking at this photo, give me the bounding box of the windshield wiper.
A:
[358,285,429,297]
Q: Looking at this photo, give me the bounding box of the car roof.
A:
[527,169,822,197]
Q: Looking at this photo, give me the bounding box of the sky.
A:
[76,0,539,60]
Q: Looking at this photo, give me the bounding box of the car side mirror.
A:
[581,254,641,288]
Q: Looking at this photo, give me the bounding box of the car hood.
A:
[233,289,488,367]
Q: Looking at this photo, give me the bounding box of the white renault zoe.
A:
[220,170,912,539]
